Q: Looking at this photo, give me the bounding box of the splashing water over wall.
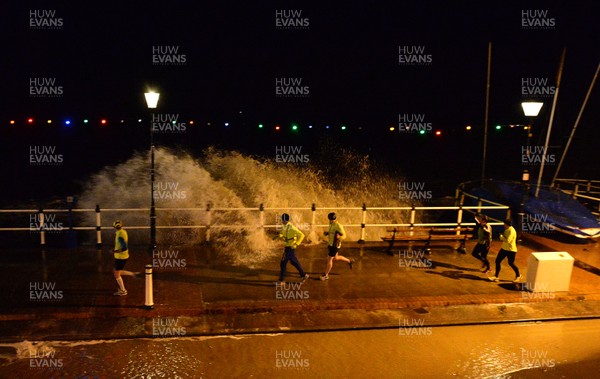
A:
[79,148,415,265]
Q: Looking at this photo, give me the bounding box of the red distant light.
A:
[275,125,281,130]
[435,130,442,136]
[9,120,15,125]
[27,118,34,124]
[101,119,107,125]
[189,120,194,125]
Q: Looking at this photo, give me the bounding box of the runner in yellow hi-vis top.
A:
[320,212,354,281]
[274,213,309,284]
[112,220,137,296]
[488,219,522,283]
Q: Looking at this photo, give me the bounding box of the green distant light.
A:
[292,124,298,131]
[341,125,347,130]
[496,125,502,130]
[258,124,264,128]
[419,130,426,135]
[83,119,89,124]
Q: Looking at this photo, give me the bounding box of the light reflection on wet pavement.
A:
[2,319,600,378]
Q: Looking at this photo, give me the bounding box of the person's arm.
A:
[336,223,346,240]
[293,226,305,247]
[506,227,517,246]
[118,236,127,251]
[273,230,284,241]
[483,224,492,246]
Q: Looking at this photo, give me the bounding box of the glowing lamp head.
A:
[144,92,160,109]
[521,102,543,117]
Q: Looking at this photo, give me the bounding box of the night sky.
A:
[1,0,599,203]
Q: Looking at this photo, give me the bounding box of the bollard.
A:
[39,209,46,246]
[409,206,416,236]
[144,264,154,310]
[95,204,102,248]
[310,203,316,236]
[358,203,367,243]
[259,203,264,231]
[205,203,212,243]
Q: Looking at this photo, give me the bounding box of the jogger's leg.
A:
[334,253,350,263]
[288,253,306,277]
[495,250,508,277]
[324,257,334,276]
[481,246,491,271]
[114,270,126,291]
[507,251,520,277]
[279,251,290,281]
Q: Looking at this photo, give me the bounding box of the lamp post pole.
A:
[518,170,529,244]
[145,91,160,251]
[519,102,542,243]
[150,121,156,250]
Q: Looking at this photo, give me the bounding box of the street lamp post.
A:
[144,91,160,250]
[519,102,543,243]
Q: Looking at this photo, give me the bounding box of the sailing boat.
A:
[459,179,600,239]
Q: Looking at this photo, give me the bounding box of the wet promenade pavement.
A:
[1,234,599,341]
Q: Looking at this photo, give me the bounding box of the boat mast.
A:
[481,42,492,186]
[551,62,600,187]
[535,48,566,197]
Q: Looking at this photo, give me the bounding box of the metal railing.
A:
[554,178,600,216]
[0,199,511,246]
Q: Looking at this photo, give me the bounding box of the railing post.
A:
[38,208,46,246]
[506,208,511,221]
[310,203,316,236]
[587,180,591,193]
[454,187,461,205]
[477,197,483,215]
[409,206,416,236]
[95,204,102,248]
[573,184,579,199]
[205,203,212,243]
[456,205,463,235]
[259,203,264,231]
[359,203,366,243]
